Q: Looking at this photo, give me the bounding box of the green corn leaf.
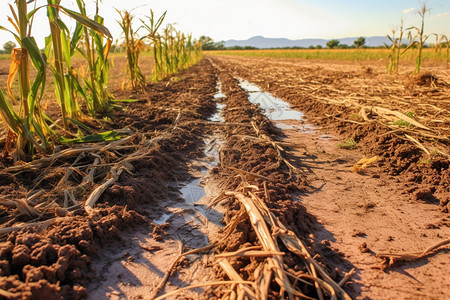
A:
[55,6,112,39]
[68,117,92,133]
[60,29,71,66]
[59,131,122,144]
[0,89,22,135]
[0,25,20,44]
[22,37,47,113]
[71,22,84,54]
[22,37,46,70]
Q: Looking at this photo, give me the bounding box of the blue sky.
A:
[0,0,449,47]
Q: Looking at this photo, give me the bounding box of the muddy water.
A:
[87,84,227,300]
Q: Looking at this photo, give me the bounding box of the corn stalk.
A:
[46,0,82,130]
[0,0,53,160]
[142,11,202,82]
[438,35,449,63]
[386,30,399,75]
[385,20,406,75]
[116,9,145,89]
[141,10,166,81]
[74,0,113,115]
[411,1,430,74]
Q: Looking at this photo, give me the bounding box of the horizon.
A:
[0,0,449,49]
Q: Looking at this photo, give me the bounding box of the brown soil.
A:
[210,55,450,213]
[0,54,449,300]
[209,55,450,299]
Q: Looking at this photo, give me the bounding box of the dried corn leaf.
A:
[372,107,431,131]
[7,48,26,101]
[352,156,378,173]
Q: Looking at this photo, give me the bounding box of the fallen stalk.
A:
[377,239,450,267]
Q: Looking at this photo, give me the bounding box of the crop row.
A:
[0,0,202,162]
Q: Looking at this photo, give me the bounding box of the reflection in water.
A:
[239,79,304,121]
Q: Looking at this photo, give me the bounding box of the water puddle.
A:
[208,104,226,122]
[154,213,171,225]
[214,81,226,99]
[275,120,316,133]
[238,79,316,133]
[238,79,304,121]
[209,82,226,122]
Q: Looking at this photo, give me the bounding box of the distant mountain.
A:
[223,35,393,48]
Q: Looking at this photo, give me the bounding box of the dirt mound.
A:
[0,206,147,299]
[406,71,443,87]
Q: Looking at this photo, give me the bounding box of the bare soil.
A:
[0,54,449,300]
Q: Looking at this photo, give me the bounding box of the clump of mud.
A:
[361,66,375,75]
[0,206,147,299]
[406,72,442,87]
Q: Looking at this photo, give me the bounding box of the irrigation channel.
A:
[227,73,449,298]
[238,77,450,299]
[87,83,228,299]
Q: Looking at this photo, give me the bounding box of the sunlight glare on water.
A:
[238,79,304,121]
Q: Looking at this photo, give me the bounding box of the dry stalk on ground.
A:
[204,182,351,300]
[376,239,450,268]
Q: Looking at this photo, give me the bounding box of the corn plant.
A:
[46,0,82,130]
[386,20,406,75]
[0,0,116,160]
[386,29,399,75]
[142,11,202,82]
[437,35,449,63]
[395,20,404,73]
[0,0,53,160]
[410,1,430,74]
[116,10,146,89]
[75,0,113,115]
[141,10,166,81]
[429,34,449,63]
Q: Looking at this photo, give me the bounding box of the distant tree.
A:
[216,41,225,50]
[199,35,214,50]
[198,35,225,50]
[354,37,366,48]
[326,39,340,49]
[3,41,16,53]
[308,45,315,49]
[226,45,256,50]
[316,45,323,49]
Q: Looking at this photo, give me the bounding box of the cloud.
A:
[429,11,450,21]
[436,11,450,19]
[403,8,415,14]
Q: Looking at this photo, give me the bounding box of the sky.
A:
[0,0,449,48]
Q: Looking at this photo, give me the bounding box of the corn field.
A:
[143,10,203,82]
[0,1,203,162]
